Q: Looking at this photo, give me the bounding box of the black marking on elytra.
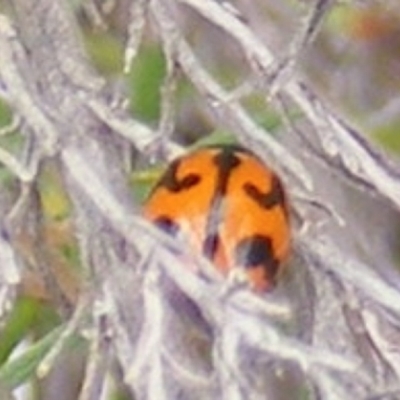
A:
[202,233,220,260]
[244,174,286,211]
[212,147,242,195]
[156,159,201,193]
[154,216,180,236]
[234,235,280,279]
[202,147,242,259]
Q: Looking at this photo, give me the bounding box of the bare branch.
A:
[156,38,179,150]
[37,294,91,378]
[0,227,20,323]
[4,0,400,398]
[297,235,400,316]
[78,300,111,400]
[0,114,21,137]
[177,0,400,211]
[0,14,58,155]
[124,0,149,74]
[150,0,313,190]
[295,85,400,211]
[267,0,336,94]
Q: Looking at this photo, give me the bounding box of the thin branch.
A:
[294,85,400,211]
[177,0,400,211]
[124,0,148,74]
[81,0,108,31]
[156,40,178,154]
[0,226,20,321]
[0,147,37,182]
[0,114,21,136]
[150,0,313,191]
[267,0,336,95]
[296,235,400,317]
[78,302,110,400]
[0,14,58,155]
[84,94,183,159]
[37,293,91,378]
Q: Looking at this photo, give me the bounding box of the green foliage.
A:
[0,298,41,365]
[130,166,162,204]
[0,101,22,188]
[127,45,166,122]
[0,326,63,389]
[84,31,124,75]
[188,129,237,149]
[0,293,74,391]
[373,125,400,155]
[0,297,62,363]
[0,101,11,126]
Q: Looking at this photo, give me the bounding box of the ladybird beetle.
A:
[143,145,290,291]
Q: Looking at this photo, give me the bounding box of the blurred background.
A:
[78,0,400,151]
[0,0,400,399]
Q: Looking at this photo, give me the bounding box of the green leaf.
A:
[188,130,237,150]
[373,124,400,154]
[0,298,41,364]
[128,45,166,122]
[131,169,159,204]
[84,31,124,75]
[0,326,63,389]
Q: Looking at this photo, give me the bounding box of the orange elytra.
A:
[143,144,291,291]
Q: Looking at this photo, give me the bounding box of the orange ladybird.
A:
[143,145,291,291]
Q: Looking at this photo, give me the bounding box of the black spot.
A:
[234,235,279,279]
[154,216,180,236]
[244,174,286,210]
[156,159,201,193]
[202,233,220,259]
[212,147,241,195]
[202,147,242,259]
